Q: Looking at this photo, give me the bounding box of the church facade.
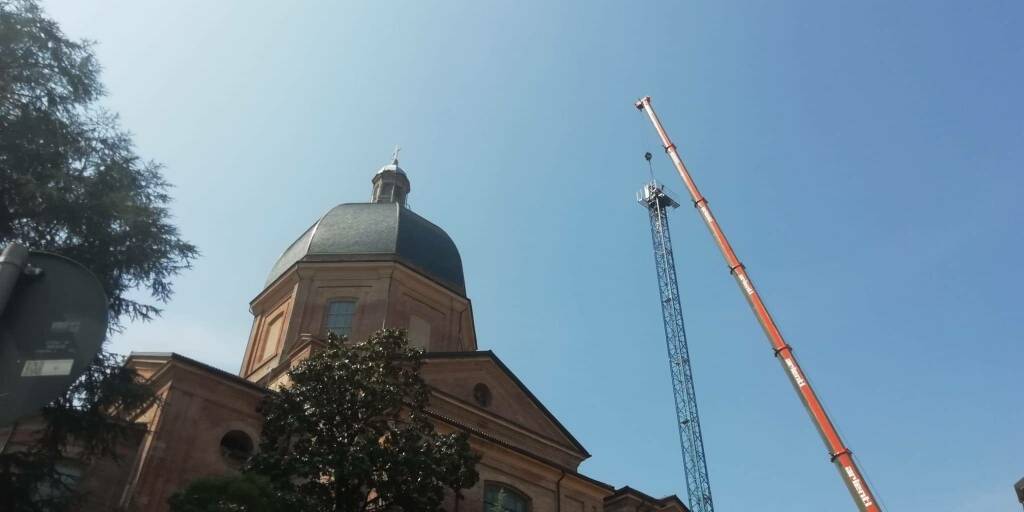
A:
[33,158,689,511]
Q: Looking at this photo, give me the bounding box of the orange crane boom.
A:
[635,96,880,512]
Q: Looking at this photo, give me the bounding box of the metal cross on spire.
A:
[392,145,401,164]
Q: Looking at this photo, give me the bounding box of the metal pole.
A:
[0,243,29,317]
[635,96,881,512]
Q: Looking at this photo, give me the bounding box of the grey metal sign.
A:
[0,245,108,427]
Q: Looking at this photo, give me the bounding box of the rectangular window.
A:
[261,314,284,361]
[325,300,357,339]
[408,315,431,348]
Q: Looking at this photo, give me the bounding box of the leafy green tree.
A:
[0,0,197,325]
[0,1,195,510]
[243,329,479,511]
[167,473,287,512]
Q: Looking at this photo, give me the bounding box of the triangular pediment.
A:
[421,351,589,469]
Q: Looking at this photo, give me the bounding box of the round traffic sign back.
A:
[0,251,108,427]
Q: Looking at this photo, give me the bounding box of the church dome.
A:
[266,154,464,295]
[265,202,465,295]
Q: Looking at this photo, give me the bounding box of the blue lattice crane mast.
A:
[637,152,714,512]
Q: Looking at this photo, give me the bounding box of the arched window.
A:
[473,383,492,408]
[324,300,356,339]
[219,430,255,469]
[484,482,530,512]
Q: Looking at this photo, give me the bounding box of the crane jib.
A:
[635,96,881,512]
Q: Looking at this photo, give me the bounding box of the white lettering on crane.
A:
[844,466,874,508]
[736,272,755,296]
[784,358,807,387]
[698,204,715,225]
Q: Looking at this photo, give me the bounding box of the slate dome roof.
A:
[266,202,465,295]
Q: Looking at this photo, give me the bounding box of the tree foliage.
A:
[0,1,191,510]
[0,0,197,325]
[167,473,287,512]
[171,330,479,512]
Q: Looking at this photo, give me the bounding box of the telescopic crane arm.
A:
[635,96,880,512]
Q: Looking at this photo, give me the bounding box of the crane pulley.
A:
[635,96,881,512]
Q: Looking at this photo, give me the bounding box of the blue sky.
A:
[45,1,1022,510]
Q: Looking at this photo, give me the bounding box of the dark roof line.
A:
[133,350,590,458]
[127,352,680,503]
[128,352,268,394]
[608,486,688,510]
[424,350,590,458]
[425,409,613,492]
